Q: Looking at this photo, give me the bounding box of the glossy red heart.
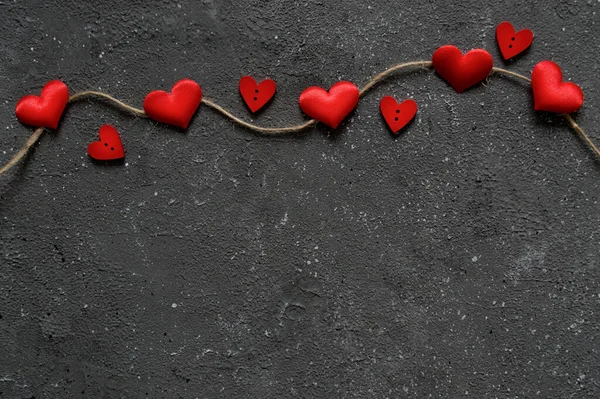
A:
[143,79,202,129]
[432,45,493,93]
[379,97,417,134]
[15,80,69,129]
[496,22,533,60]
[239,76,276,112]
[88,125,125,161]
[531,61,583,114]
[298,81,359,129]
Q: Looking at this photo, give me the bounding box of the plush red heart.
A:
[432,45,493,93]
[379,97,417,134]
[298,81,359,129]
[15,80,69,129]
[531,61,583,114]
[239,76,276,113]
[88,125,125,161]
[496,22,533,60]
[143,79,202,129]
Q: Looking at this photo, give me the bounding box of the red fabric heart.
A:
[88,125,125,161]
[15,80,69,129]
[379,97,417,134]
[432,45,493,93]
[496,22,533,60]
[298,81,359,129]
[143,79,202,129]
[531,61,583,114]
[239,76,276,113]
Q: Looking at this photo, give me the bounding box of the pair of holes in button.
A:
[509,36,515,49]
[254,89,259,101]
[103,143,115,151]
[395,108,400,121]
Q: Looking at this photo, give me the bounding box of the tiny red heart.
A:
[531,61,583,114]
[496,22,533,60]
[143,79,202,129]
[15,80,69,129]
[298,81,359,129]
[239,76,276,113]
[379,97,417,134]
[88,125,125,161]
[432,45,493,93]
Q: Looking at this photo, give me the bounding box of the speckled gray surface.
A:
[1,1,599,398]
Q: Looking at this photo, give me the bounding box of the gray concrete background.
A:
[1,0,599,398]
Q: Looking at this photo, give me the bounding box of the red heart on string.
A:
[531,61,583,114]
[432,45,493,93]
[15,80,69,129]
[143,79,202,129]
[298,81,359,129]
[379,97,417,134]
[239,76,276,113]
[88,125,125,161]
[496,22,533,60]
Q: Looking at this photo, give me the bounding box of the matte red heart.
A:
[298,81,359,129]
[239,76,276,113]
[531,61,583,114]
[432,45,493,93]
[88,125,125,161]
[496,22,533,60]
[15,80,69,129]
[379,97,417,134]
[143,79,202,129]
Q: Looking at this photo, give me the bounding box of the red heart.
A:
[143,79,202,129]
[531,61,583,114]
[88,125,125,161]
[298,81,359,129]
[239,76,276,112]
[379,97,417,134]
[432,45,493,93]
[496,22,533,60]
[15,80,69,129]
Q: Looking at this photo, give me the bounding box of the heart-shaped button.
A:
[432,45,493,93]
[496,22,533,60]
[298,81,360,129]
[88,125,125,161]
[143,79,202,129]
[379,97,417,134]
[15,80,69,129]
[531,61,583,114]
[239,76,276,112]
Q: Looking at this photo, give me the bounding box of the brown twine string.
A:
[1,61,598,176]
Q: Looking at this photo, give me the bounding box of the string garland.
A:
[1,21,599,176]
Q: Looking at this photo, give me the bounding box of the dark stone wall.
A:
[1,1,598,397]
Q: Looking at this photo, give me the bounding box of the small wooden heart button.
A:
[379,97,417,133]
[88,125,125,160]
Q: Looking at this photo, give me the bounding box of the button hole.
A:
[104,143,108,146]
[110,147,114,151]
[255,89,259,93]
[394,117,398,121]
[253,97,258,101]
[396,109,400,114]
[511,37,515,41]
[508,44,513,48]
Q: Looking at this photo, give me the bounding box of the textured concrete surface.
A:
[1,0,599,398]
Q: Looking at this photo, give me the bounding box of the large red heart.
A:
[239,76,276,113]
[143,79,202,129]
[496,21,533,60]
[531,61,583,114]
[432,45,493,93]
[298,81,359,129]
[379,97,417,134]
[88,125,125,161]
[15,80,69,129]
